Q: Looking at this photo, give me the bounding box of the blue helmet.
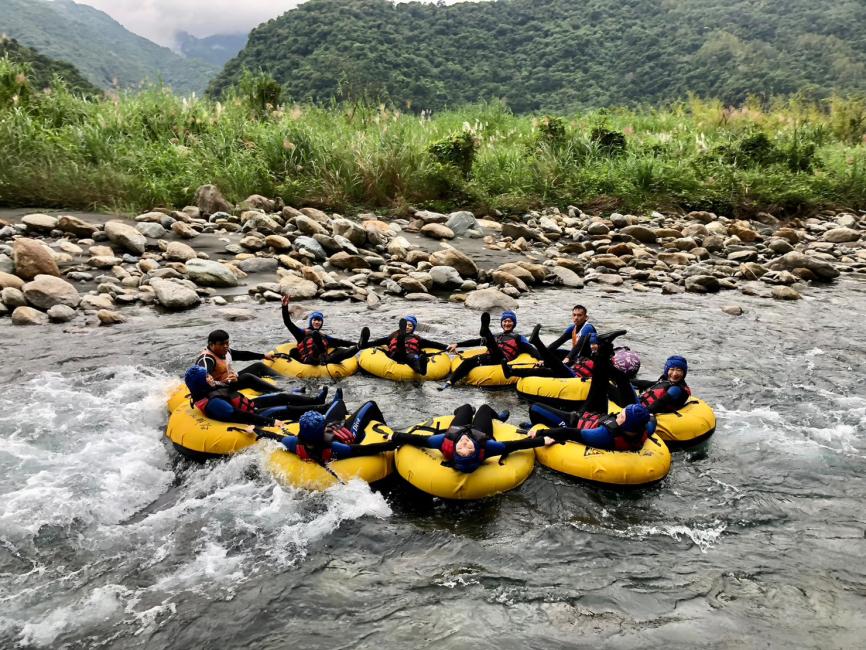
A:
[663,355,688,378]
[500,310,517,326]
[308,311,325,327]
[184,365,210,400]
[404,315,418,329]
[622,404,651,432]
[298,411,326,445]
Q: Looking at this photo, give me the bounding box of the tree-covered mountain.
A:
[209,0,866,112]
[176,31,248,68]
[0,0,217,94]
[0,36,100,96]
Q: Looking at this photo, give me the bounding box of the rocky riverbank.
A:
[1,184,864,327]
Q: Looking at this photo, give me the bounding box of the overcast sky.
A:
[69,0,471,48]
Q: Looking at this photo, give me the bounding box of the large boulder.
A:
[11,306,48,325]
[13,238,60,280]
[23,275,81,309]
[463,288,518,311]
[421,223,455,240]
[105,220,146,255]
[185,259,239,287]
[279,275,319,299]
[331,218,367,246]
[445,211,477,236]
[619,225,657,243]
[502,222,540,241]
[21,213,58,232]
[429,265,463,287]
[136,222,167,239]
[684,275,721,293]
[149,278,201,311]
[428,248,479,278]
[47,304,77,322]
[295,215,329,236]
[164,241,197,262]
[822,227,860,244]
[768,251,839,281]
[551,265,584,288]
[328,251,370,270]
[195,184,233,216]
[294,236,327,261]
[57,215,98,237]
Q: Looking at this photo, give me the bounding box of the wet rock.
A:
[551,265,584,288]
[184,259,240,289]
[80,294,115,310]
[654,227,683,239]
[620,225,656,243]
[0,271,24,290]
[22,213,58,232]
[414,210,448,224]
[13,238,60,279]
[149,278,201,310]
[586,221,610,236]
[332,218,367,246]
[491,271,528,292]
[382,279,403,295]
[428,248,479,278]
[328,251,370,270]
[738,262,768,280]
[495,263,535,285]
[822,227,860,243]
[57,240,83,256]
[445,211,477,236]
[773,228,800,243]
[398,277,429,293]
[386,236,414,258]
[97,309,127,325]
[23,274,81,309]
[421,223,455,240]
[684,275,720,293]
[295,215,329,236]
[591,254,626,270]
[136,222,167,239]
[279,275,319,299]
[221,308,253,321]
[12,305,48,325]
[1,287,26,307]
[294,236,327,261]
[661,282,684,294]
[47,304,76,322]
[88,255,123,269]
[590,273,624,286]
[722,304,744,316]
[768,251,839,281]
[195,184,233,216]
[239,235,267,251]
[429,265,463,287]
[727,250,758,263]
[237,257,279,274]
[57,215,98,237]
[463,287,518,311]
[771,286,801,300]
[768,238,794,254]
[165,241,198,262]
[502,222,540,241]
[366,290,381,308]
[105,221,146,254]
[265,234,293,251]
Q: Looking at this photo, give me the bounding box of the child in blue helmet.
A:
[183,365,336,428]
[442,310,539,388]
[359,315,450,375]
[280,295,360,365]
[391,404,560,473]
[526,335,655,451]
[632,355,691,413]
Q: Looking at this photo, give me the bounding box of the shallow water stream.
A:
[2,282,865,648]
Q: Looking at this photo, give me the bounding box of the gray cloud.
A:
[71,0,471,48]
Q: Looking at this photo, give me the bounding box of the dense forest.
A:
[0,0,216,94]
[210,0,866,112]
[0,37,100,97]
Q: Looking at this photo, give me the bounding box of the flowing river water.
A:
[1,281,865,648]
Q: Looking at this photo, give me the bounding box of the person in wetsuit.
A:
[526,334,654,451]
[281,295,360,365]
[196,329,281,394]
[391,404,560,473]
[183,365,334,428]
[630,355,692,413]
[442,310,539,388]
[359,315,449,376]
[547,304,598,365]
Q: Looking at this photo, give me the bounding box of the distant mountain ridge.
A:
[0,0,217,94]
[208,0,866,112]
[1,36,101,96]
[176,31,247,68]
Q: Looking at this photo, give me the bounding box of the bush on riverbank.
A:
[1,57,866,216]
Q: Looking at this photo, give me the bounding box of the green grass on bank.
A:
[1,58,866,216]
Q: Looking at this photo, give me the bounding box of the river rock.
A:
[587,221,610,236]
[0,271,24,290]
[728,250,758,263]
[164,241,198,262]
[619,225,656,243]
[551,265,584,288]
[279,275,319,299]
[768,238,794,254]
[822,227,860,243]
[80,294,115,310]
[771,286,801,300]
[684,275,720,293]
[445,211,477,236]
[328,251,370,270]
[363,220,393,246]
[414,210,448,224]
[239,194,276,212]
[658,252,692,266]
[195,184,233,215]
[47,304,77,322]
[104,221,146,254]
[429,265,463,287]
[149,278,201,310]
[239,235,266,251]
[491,271,528,292]
[1,287,26,307]
[332,218,367,246]
[12,306,48,325]
[768,251,839,281]
[463,288,518,311]
[300,207,330,224]
[171,221,200,239]
[0,254,14,274]
[88,255,123,269]
[502,222,540,241]
[496,263,536,285]
[421,223,455,240]
[729,221,759,242]
[687,211,717,224]
[295,216,329,236]
[265,235,292,251]
[57,215,98,237]
[428,248,478,278]
[221,308,254,321]
[661,282,684,294]
[57,240,83,255]
[13,238,60,279]
[22,274,81,309]
[386,236,414,258]
[294,236,327,261]
[22,213,58,232]
[237,257,279,274]
[97,309,127,325]
[398,277,429,294]
[722,304,744,316]
[136,222,167,239]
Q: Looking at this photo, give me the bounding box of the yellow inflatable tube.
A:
[515,375,591,406]
[450,348,538,387]
[395,415,535,500]
[651,398,716,446]
[165,377,278,414]
[533,424,671,487]
[265,342,358,379]
[266,420,395,490]
[358,347,451,382]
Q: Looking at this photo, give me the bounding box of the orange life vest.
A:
[200,348,233,382]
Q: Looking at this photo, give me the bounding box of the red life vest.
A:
[495,333,520,361]
[199,348,233,382]
[570,357,594,378]
[440,426,487,462]
[576,412,647,451]
[388,333,421,357]
[639,380,691,410]
[194,389,254,414]
[295,444,333,464]
[297,329,325,363]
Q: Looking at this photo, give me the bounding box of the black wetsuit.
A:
[281,305,359,365]
[448,321,538,386]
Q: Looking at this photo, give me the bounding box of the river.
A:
[1,282,865,648]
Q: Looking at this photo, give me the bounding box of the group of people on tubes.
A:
[182,297,692,474]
